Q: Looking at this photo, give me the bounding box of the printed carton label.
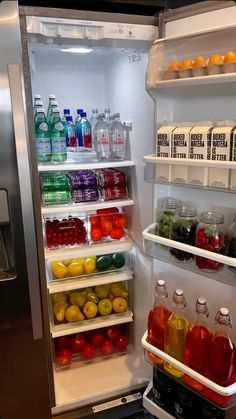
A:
[172,133,188,158]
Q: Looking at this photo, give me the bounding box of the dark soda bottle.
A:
[153,367,175,415]
[204,307,236,406]
[147,279,172,365]
[174,385,197,419]
[184,297,212,391]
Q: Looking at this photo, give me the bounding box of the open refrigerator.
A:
[2,0,236,418]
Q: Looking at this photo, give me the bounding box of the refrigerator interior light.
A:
[60,47,93,54]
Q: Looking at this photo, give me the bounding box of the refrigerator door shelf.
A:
[38,160,135,172]
[51,310,133,338]
[47,269,133,294]
[45,238,133,261]
[41,198,134,215]
[143,382,174,419]
[142,331,236,397]
[144,154,236,170]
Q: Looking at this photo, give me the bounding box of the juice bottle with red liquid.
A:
[204,307,236,406]
[147,279,172,365]
[184,297,212,391]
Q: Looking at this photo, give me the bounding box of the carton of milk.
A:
[209,121,235,189]
[156,123,177,182]
[188,121,213,186]
[230,129,236,190]
[171,123,194,184]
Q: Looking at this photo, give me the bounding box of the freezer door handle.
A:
[8,63,43,341]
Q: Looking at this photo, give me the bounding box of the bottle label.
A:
[36,138,51,155]
[54,122,64,131]
[97,132,109,153]
[112,132,124,152]
[39,122,48,132]
[51,138,66,154]
[66,127,77,148]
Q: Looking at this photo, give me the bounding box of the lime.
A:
[96,255,112,271]
[112,253,125,269]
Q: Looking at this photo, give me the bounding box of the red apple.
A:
[81,343,96,360]
[115,336,129,351]
[54,336,70,350]
[106,325,121,341]
[89,330,105,347]
[70,333,86,353]
[100,338,114,355]
[55,348,72,366]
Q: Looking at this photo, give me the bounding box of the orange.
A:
[193,56,207,67]
[167,60,180,71]
[223,51,236,64]
[208,54,223,65]
[180,58,193,69]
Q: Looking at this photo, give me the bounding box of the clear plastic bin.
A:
[44,214,88,250]
[88,208,128,244]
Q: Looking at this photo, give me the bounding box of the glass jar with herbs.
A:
[170,206,198,262]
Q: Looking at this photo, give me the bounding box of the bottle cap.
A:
[92,108,98,113]
[215,307,232,327]
[157,279,165,287]
[176,289,183,296]
[200,211,224,224]
[220,307,229,316]
[66,116,73,122]
[196,297,209,316]
[77,108,83,114]
[104,108,110,113]
[34,94,41,99]
[173,289,186,308]
[197,297,206,305]
[52,107,60,113]
[37,107,45,113]
[49,94,56,99]
[35,100,43,106]
[63,109,70,114]
[81,112,87,117]
[51,100,58,106]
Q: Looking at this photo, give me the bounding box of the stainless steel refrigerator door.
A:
[0,2,51,418]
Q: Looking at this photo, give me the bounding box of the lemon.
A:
[87,255,97,262]
[51,262,68,279]
[71,257,86,265]
[84,258,96,275]
[62,259,72,267]
[68,262,84,277]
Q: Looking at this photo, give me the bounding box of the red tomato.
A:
[110,227,125,240]
[100,338,114,355]
[81,343,96,359]
[55,348,72,366]
[70,333,86,353]
[101,226,109,237]
[117,214,127,228]
[112,214,120,228]
[89,330,105,347]
[101,216,113,234]
[90,215,100,227]
[115,336,129,351]
[55,336,70,350]
[91,226,102,242]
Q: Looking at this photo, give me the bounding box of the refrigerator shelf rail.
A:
[41,198,134,215]
[147,72,236,90]
[51,310,133,338]
[143,223,236,268]
[143,382,174,419]
[44,238,133,262]
[142,331,236,397]
[47,269,133,294]
[38,160,135,172]
[144,154,236,170]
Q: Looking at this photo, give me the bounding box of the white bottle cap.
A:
[49,94,56,99]
[157,279,165,286]
[175,289,183,296]
[34,94,41,99]
[220,307,229,316]
[52,107,60,113]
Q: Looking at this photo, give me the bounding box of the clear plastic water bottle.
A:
[50,108,67,162]
[46,94,56,122]
[90,108,98,149]
[104,108,110,124]
[75,108,83,150]
[110,113,126,160]
[35,108,51,163]
[94,113,110,160]
[65,116,76,152]
[61,109,71,125]
[80,112,92,152]
[34,99,43,118]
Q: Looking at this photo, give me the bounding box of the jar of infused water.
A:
[196,211,225,272]
[156,197,182,241]
[226,213,236,273]
[170,206,198,262]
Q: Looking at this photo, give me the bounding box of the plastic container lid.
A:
[63,109,70,114]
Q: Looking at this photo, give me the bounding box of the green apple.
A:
[112,297,128,313]
[98,298,113,316]
[83,301,98,319]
